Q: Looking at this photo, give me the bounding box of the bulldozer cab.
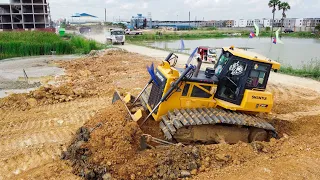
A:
[214,47,280,105]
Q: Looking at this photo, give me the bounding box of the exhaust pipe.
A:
[193,57,202,78]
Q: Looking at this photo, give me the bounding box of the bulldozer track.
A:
[160,107,275,141]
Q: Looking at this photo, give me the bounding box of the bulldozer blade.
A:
[133,109,143,122]
[112,91,121,104]
[111,90,143,122]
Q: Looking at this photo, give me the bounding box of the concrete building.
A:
[238,19,247,27]
[200,20,214,27]
[294,18,303,27]
[0,0,50,30]
[283,18,298,29]
[213,20,227,27]
[226,20,234,28]
[233,20,239,27]
[262,19,271,27]
[271,19,282,27]
[247,19,261,27]
[69,13,101,25]
[303,18,320,27]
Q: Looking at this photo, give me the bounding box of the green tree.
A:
[278,2,291,33]
[266,27,271,32]
[268,0,281,38]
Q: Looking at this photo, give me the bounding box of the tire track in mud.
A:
[0,110,95,137]
[0,145,63,179]
[0,128,73,154]
[268,83,320,101]
[0,97,111,179]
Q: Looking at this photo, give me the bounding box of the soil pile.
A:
[63,102,206,179]
[0,50,152,110]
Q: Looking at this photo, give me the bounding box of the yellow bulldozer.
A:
[113,46,281,144]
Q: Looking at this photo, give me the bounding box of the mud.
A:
[1,49,320,180]
[63,102,203,179]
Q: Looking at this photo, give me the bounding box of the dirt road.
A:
[0,45,320,179]
[0,55,80,98]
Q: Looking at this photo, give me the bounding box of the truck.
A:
[198,46,217,64]
[125,29,143,35]
[106,29,126,45]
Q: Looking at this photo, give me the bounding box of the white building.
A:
[262,19,271,27]
[238,19,247,27]
[233,20,239,27]
[247,19,261,27]
[295,18,303,27]
[283,18,297,29]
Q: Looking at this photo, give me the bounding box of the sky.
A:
[0,0,319,21]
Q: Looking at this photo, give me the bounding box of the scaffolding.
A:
[0,0,50,30]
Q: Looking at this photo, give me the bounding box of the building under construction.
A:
[0,0,50,30]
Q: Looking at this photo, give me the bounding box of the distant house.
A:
[69,13,101,25]
[238,19,247,27]
[262,19,271,28]
[226,20,234,28]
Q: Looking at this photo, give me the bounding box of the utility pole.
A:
[189,11,190,30]
[105,9,107,22]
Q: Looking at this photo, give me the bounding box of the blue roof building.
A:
[69,13,101,24]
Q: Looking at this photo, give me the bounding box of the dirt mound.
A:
[0,50,152,111]
[63,102,207,179]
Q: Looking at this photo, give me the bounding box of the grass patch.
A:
[279,60,320,80]
[0,31,104,60]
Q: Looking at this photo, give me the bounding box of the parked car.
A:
[284,29,294,33]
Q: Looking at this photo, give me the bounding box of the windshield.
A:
[215,51,232,76]
[208,49,216,54]
[111,31,124,35]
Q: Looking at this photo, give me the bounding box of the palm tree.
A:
[268,0,281,38]
[278,2,291,33]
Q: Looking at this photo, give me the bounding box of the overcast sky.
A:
[0,0,319,21]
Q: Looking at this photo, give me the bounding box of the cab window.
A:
[215,50,232,76]
[111,31,124,35]
[191,85,211,98]
[246,63,270,89]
